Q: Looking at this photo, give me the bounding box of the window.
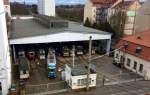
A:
[133,61,137,70]
[139,64,143,72]
[115,53,119,58]
[127,58,131,67]
[135,47,142,54]
[77,78,91,86]
[77,79,86,86]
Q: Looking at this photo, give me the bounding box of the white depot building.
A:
[38,0,55,16]
[0,0,11,95]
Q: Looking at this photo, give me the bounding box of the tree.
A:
[92,22,98,29]
[109,10,126,38]
[84,18,91,27]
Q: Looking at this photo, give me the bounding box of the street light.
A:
[86,36,92,91]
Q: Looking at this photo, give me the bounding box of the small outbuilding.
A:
[64,64,97,90]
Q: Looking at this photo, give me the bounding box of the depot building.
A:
[9,15,111,60]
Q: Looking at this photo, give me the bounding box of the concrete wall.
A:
[71,74,97,90]
[0,0,11,95]
[114,50,150,80]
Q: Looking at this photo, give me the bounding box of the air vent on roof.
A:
[33,14,68,28]
[136,35,142,40]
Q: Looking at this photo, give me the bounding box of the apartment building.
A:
[84,0,117,24]
[114,29,150,80]
[38,0,55,16]
[108,0,141,35]
[135,0,150,32]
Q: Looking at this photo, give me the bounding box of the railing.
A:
[25,81,68,95]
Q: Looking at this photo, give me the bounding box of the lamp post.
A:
[72,45,75,68]
[86,36,92,91]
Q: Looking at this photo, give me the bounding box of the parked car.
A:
[62,46,70,57]
[27,50,36,61]
[18,57,30,80]
[91,47,96,55]
[76,46,84,55]
[18,50,25,57]
[39,49,45,60]
[47,49,57,78]
[70,49,74,57]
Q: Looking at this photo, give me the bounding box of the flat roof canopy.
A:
[9,18,111,45]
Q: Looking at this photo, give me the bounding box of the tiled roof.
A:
[91,0,117,5]
[3,0,9,5]
[116,29,150,61]
[123,29,150,47]
[112,0,135,9]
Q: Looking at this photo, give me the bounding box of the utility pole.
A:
[72,45,75,68]
[132,0,138,34]
[86,36,92,91]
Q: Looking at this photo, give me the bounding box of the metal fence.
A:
[97,71,144,87]
[25,81,68,95]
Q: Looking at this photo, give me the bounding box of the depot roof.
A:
[9,17,111,44]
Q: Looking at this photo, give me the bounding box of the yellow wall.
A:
[128,1,141,11]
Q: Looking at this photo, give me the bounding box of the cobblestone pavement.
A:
[54,81,150,95]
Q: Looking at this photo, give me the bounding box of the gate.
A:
[25,81,68,95]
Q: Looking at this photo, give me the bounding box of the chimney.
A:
[136,35,142,40]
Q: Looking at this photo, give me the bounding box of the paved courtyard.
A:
[57,55,142,86]
[24,54,143,95]
[55,81,150,95]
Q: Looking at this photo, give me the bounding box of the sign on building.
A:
[127,11,136,17]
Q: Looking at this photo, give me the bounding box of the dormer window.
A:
[135,46,142,54]
[124,43,128,49]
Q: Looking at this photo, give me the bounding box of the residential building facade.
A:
[135,0,150,33]
[108,0,141,36]
[38,0,55,16]
[114,30,150,80]
[84,0,117,24]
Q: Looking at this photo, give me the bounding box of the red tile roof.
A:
[116,29,150,61]
[3,0,9,5]
[123,29,150,47]
[112,0,139,10]
[91,0,117,5]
